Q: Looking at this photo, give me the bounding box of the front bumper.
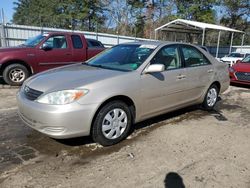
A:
[230,72,250,85]
[17,91,99,139]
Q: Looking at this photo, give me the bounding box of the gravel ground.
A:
[0,85,250,188]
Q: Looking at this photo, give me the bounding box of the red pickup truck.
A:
[0,32,105,86]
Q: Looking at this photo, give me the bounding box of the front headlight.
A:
[228,67,235,73]
[36,89,89,105]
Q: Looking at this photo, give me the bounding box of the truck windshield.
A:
[24,34,46,47]
[87,44,156,71]
[228,53,244,58]
[242,55,250,63]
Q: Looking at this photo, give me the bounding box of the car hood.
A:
[233,62,250,72]
[221,57,242,61]
[0,46,33,53]
[25,63,128,92]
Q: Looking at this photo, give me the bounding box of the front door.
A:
[140,45,188,119]
[37,34,73,72]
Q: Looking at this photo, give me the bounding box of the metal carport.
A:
[154,19,245,58]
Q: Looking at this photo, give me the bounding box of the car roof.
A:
[44,32,84,35]
[118,41,203,49]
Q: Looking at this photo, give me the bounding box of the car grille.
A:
[235,72,250,82]
[23,86,43,101]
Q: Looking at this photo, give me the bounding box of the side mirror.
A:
[41,43,52,51]
[144,64,165,74]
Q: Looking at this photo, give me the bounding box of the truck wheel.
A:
[3,64,29,86]
[92,101,132,146]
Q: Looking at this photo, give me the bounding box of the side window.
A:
[151,45,181,70]
[181,46,210,67]
[44,35,67,49]
[87,39,103,48]
[71,35,83,49]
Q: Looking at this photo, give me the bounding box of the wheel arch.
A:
[90,95,136,133]
[0,60,33,75]
[211,81,221,93]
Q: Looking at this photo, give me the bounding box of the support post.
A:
[117,31,119,44]
[229,32,234,54]
[0,8,6,47]
[95,22,98,41]
[216,31,221,58]
[240,33,245,53]
[201,28,205,46]
[154,30,157,40]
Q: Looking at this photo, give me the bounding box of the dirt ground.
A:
[0,83,250,188]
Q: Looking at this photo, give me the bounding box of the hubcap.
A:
[102,108,128,139]
[9,69,25,83]
[207,88,217,107]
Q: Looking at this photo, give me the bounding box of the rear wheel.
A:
[202,84,219,110]
[92,101,132,146]
[3,64,29,86]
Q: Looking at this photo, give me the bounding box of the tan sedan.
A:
[17,42,229,146]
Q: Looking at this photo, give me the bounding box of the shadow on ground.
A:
[0,78,6,85]
[164,172,185,188]
[231,83,250,89]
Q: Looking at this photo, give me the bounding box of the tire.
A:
[202,84,219,111]
[92,101,132,146]
[3,64,29,86]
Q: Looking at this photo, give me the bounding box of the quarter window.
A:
[181,46,210,67]
[87,39,104,48]
[151,45,181,70]
[71,35,83,49]
[44,35,67,49]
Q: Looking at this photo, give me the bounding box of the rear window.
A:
[71,35,83,49]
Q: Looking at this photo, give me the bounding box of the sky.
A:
[0,0,16,22]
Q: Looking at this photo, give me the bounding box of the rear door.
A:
[180,45,214,101]
[37,34,73,72]
[140,45,188,118]
[71,34,87,62]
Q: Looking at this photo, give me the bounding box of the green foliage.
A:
[220,0,250,45]
[175,0,217,23]
[13,0,105,31]
[12,0,250,44]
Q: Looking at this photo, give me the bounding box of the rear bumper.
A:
[220,80,230,94]
[17,91,99,139]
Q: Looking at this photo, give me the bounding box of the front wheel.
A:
[92,101,132,146]
[202,84,219,111]
[3,64,29,86]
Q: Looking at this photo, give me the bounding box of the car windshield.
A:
[23,34,47,47]
[87,44,156,71]
[242,55,250,63]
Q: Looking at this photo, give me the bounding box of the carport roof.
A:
[155,19,244,33]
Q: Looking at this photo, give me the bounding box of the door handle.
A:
[176,75,186,80]
[65,53,72,56]
[207,69,214,73]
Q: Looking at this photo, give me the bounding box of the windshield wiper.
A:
[85,64,106,68]
[84,63,131,72]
